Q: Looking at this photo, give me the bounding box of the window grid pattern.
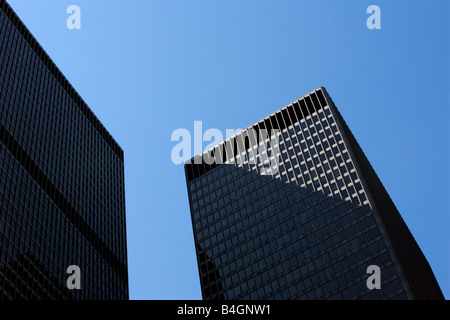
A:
[0,2,128,300]
[187,89,408,300]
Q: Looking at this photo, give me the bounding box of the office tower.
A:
[0,0,128,299]
[185,87,443,300]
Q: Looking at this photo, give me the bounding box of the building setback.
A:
[185,87,443,300]
[0,0,128,299]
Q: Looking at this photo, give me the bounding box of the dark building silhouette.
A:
[185,87,443,300]
[0,0,128,299]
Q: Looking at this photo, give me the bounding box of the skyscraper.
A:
[184,87,443,300]
[0,0,128,299]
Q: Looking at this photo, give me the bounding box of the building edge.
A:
[0,0,124,162]
[321,87,444,300]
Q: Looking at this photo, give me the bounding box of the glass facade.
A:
[185,87,443,300]
[0,0,128,299]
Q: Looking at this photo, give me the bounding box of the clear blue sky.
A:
[7,0,449,299]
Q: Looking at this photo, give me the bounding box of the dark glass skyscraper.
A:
[0,0,128,299]
[185,87,443,300]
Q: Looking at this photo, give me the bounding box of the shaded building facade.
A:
[0,0,128,299]
[185,87,443,300]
